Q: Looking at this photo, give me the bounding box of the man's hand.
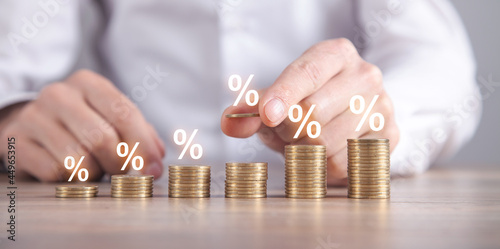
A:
[0,70,165,181]
[221,38,399,186]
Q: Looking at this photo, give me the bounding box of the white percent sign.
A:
[228,74,259,106]
[288,104,321,139]
[174,129,203,160]
[64,156,88,182]
[350,95,385,132]
[117,142,144,171]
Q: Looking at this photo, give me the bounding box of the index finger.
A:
[259,38,357,127]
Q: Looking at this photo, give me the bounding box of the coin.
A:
[284,145,327,198]
[111,194,153,198]
[168,165,211,198]
[55,185,99,198]
[111,175,154,198]
[225,162,268,198]
[347,139,390,199]
[347,194,390,199]
[284,194,326,199]
[56,194,97,198]
[225,194,267,198]
[225,113,260,118]
[168,193,210,198]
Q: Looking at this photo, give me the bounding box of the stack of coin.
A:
[285,145,327,198]
[111,175,154,198]
[168,165,210,198]
[347,139,390,199]
[225,162,268,198]
[55,185,98,198]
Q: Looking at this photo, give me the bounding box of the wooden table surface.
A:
[1,167,499,249]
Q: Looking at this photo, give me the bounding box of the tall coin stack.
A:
[347,139,390,199]
[285,145,327,198]
[168,165,211,198]
[225,162,268,198]
[111,175,154,198]
[55,185,98,198]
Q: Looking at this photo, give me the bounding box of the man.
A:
[0,0,480,185]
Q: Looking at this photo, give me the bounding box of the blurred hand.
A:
[0,70,165,182]
[222,38,399,186]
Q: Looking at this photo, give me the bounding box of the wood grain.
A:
[1,168,499,249]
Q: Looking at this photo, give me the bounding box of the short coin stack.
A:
[347,139,390,199]
[285,145,327,198]
[111,175,154,198]
[55,185,98,198]
[168,165,211,198]
[225,162,268,198]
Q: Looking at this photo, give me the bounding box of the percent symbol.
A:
[288,104,321,139]
[228,74,259,106]
[350,95,385,132]
[174,129,203,160]
[117,142,144,171]
[64,156,88,182]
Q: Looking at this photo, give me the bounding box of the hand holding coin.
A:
[221,38,400,186]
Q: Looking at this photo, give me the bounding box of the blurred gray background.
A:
[448,0,500,165]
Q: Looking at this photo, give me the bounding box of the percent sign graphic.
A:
[350,95,385,131]
[117,142,144,171]
[64,156,88,182]
[174,129,203,160]
[288,104,321,139]
[228,74,259,106]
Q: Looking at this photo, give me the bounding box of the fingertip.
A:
[144,161,163,180]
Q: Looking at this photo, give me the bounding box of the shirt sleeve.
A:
[0,0,81,109]
[354,0,481,175]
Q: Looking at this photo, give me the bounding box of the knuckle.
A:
[361,63,383,89]
[291,60,322,89]
[72,69,97,81]
[309,40,330,53]
[318,38,355,53]
[39,83,78,105]
[334,38,356,52]
[70,69,112,88]
[315,38,357,63]
[331,38,357,59]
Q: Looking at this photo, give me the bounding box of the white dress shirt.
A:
[0,0,480,184]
